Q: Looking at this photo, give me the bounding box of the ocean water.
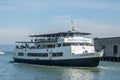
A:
[0,45,120,80]
[0,44,15,52]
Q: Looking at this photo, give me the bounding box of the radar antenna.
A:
[71,20,78,32]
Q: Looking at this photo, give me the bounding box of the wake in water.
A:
[98,66,120,71]
[98,61,120,71]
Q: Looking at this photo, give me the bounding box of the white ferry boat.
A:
[14,26,103,67]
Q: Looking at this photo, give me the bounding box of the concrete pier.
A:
[101,56,120,62]
[94,37,120,62]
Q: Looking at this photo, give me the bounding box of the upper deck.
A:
[15,27,93,49]
[16,26,92,44]
[29,31,91,38]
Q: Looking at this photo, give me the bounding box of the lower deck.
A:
[14,46,95,60]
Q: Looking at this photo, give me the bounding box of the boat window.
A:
[52,52,63,57]
[16,45,19,48]
[27,53,48,57]
[69,33,74,37]
[47,44,55,48]
[58,44,61,47]
[75,33,78,36]
[18,52,24,56]
[63,43,71,46]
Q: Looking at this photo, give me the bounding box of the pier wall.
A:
[94,37,120,62]
[101,56,120,62]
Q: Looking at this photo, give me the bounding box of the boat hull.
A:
[14,57,101,67]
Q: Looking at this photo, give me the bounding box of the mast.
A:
[71,20,78,32]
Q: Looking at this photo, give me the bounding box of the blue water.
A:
[0,45,120,80]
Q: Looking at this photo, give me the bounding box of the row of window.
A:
[16,43,93,49]
[18,52,63,57]
[18,52,24,56]
[52,52,63,57]
[27,53,48,57]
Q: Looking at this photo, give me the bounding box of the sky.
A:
[0,0,120,44]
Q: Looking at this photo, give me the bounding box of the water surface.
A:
[0,52,120,80]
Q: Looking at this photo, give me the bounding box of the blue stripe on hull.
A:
[14,57,100,67]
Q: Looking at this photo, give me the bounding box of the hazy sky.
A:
[0,0,120,44]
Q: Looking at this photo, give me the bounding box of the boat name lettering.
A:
[67,39,89,42]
